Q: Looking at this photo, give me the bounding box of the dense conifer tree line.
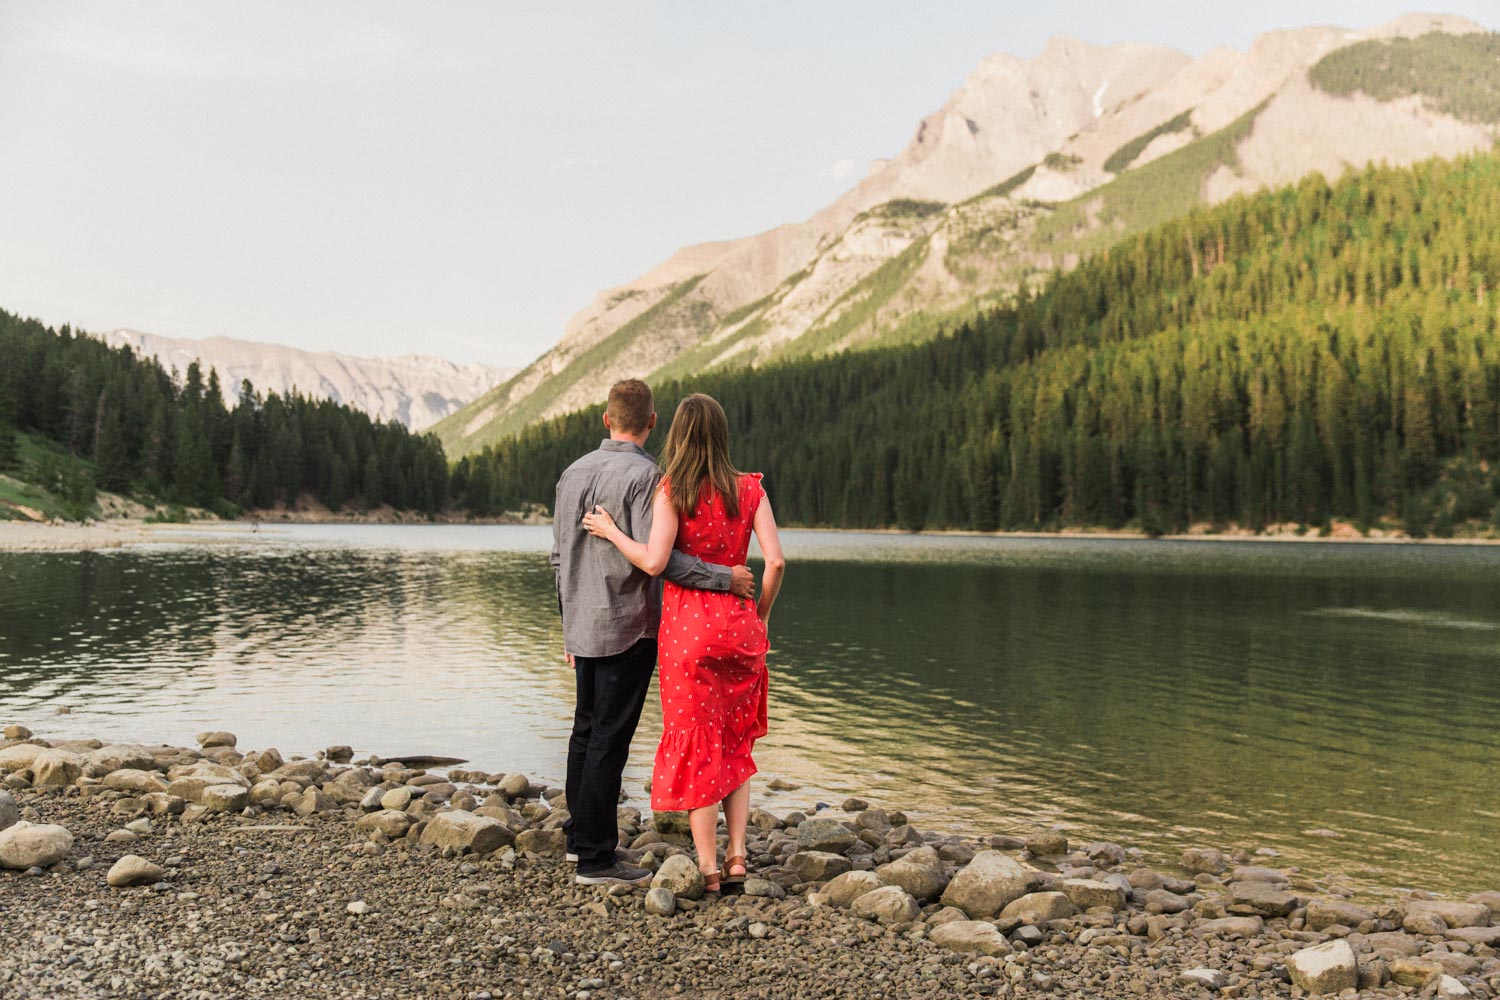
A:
[0,312,448,515]
[460,154,1500,536]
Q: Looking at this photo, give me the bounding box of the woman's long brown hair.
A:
[659,394,740,519]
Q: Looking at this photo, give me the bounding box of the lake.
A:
[2,524,1497,897]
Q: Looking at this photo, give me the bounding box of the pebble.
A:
[4,729,1499,1000]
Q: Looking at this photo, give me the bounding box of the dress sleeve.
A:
[744,472,766,520]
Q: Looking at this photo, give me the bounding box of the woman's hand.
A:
[581,504,619,541]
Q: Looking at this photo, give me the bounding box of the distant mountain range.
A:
[435,12,1500,457]
[96,330,514,431]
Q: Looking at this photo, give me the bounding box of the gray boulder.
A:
[101,769,169,795]
[291,787,335,817]
[797,817,856,854]
[940,850,1044,918]
[32,749,84,787]
[1025,830,1068,856]
[644,887,677,916]
[1305,898,1373,931]
[106,854,164,888]
[514,828,565,856]
[999,891,1076,925]
[356,809,414,838]
[83,745,157,777]
[1181,847,1228,875]
[200,784,249,813]
[0,744,45,772]
[824,870,885,907]
[1061,877,1128,912]
[785,851,852,882]
[851,885,920,924]
[1227,880,1297,918]
[0,790,17,832]
[928,920,1012,957]
[1198,916,1264,938]
[420,811,513,855]
[652,855,705,900]
[1286,939,1358,995]
[1404,899,1491,930]
[875,845,949,902]
[0,821,73,869]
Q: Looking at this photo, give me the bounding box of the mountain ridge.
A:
[96,329,514,431]
[437,12,1497,457]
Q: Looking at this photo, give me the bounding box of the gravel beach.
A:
[1,729,1497,999]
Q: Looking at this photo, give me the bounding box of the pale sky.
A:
[2,2,1495,368]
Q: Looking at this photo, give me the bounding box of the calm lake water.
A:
[2,525,1497,896]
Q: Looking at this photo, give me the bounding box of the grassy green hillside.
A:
[453,153,1500,538]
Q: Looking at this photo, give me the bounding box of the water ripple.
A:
[1,525,1498,895]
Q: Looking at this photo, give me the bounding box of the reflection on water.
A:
[2,524,1498,896]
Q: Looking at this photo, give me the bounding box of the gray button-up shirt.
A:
[550,439,731,658]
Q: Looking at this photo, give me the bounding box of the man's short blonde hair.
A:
[607,379,654,434]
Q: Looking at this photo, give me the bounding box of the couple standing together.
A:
[550,379,786,890]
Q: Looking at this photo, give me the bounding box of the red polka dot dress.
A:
[650,472,770,812]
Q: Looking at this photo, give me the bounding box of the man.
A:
[550,379,754,885]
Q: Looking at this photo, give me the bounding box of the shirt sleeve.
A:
[549,481,564,619]
[663,549,732,591]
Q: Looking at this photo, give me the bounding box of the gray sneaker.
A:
[575,862,651,886]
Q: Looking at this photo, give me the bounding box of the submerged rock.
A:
[1025,830,1068,856]
[1181,847,1228,875]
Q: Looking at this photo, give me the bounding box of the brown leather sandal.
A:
[720,854,748,885]
[700,866,722,893]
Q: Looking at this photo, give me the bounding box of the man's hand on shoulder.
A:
[729,565,755,600]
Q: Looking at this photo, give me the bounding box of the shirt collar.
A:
[599,438,651,459]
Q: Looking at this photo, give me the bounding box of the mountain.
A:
[455,151,1500,538]
[96,330,514,431]
[436,13,1499,457]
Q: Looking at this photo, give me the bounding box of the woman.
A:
[581,393,785,891]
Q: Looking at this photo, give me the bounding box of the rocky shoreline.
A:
[1,728,1496,999]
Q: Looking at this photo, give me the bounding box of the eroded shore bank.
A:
[1,727,1497,999]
